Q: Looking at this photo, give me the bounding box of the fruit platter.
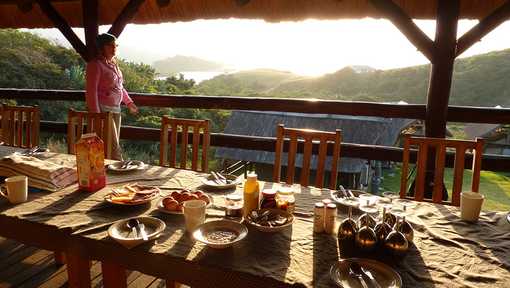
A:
[158,189,212,214]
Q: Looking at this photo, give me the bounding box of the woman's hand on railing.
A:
[127,102,139,115]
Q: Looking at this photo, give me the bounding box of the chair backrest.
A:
[159,116,210,172]
[67,109,113,158]
[1,104,40,148]
[273,124,342,189]
[400,134,484,206]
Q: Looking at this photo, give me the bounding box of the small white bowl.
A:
[192,220,248,249]
[108,216,166,249]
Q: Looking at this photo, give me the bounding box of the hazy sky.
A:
[30,19,510,76]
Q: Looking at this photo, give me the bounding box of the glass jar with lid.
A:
[260,189,277,209]
[276,185,295,213]
[225,194,243,218]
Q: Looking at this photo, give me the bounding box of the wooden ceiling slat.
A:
[1,0,509,29]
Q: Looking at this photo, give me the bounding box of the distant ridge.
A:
[153,55,225,76]
[197,49,510,107]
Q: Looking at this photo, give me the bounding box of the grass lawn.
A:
[381,165,510,212]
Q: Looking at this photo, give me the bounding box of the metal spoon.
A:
[126,218,140,239]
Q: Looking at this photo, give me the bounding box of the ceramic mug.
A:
[0,175,28,204]
[183,200,206,233]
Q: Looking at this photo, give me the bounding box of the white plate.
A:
[156,196,213,214]
[201,174,240,189]
[107,160,147,172]
[330,258,402,288]
[108,216,166,249]
[331,190,360,207]
[193,220,248,249]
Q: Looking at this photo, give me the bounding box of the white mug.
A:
[0,175,28,204]
[183,200,206,233]
[460,192,484,222]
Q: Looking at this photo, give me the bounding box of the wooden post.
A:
[425,0,460,138]
[101,261,127,288]
[82,0,99,60]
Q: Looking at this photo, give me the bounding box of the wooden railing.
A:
[2,88,510,172]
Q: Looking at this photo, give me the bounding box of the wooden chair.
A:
[67,109,113,159]
[1,104,40,148]
[400,135,484,206]
[160,116,210,172]
[273,124,342,189]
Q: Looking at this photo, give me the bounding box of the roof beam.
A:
[425,0,460,138]
[368,0,435,62]
[456,0,510,57]
[35,0,88,61]
[82,0,98,59]
[108,0,146,38]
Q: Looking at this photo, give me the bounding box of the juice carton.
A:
[76,133,106,192]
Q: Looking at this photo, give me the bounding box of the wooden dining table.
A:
[0,149,509,288]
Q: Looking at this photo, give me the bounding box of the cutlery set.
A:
[127,218,148,241]
[210,171,232,185]
[348,261,381,288]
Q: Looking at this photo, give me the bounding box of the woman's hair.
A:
[96,33,116,49]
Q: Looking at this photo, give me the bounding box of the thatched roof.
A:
[464,123,502,139]
[0,0,507,29]
[215,111,413,173]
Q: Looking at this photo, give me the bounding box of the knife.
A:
[138,222,149,241]
[361,267,382,288]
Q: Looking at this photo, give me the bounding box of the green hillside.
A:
[198,49,510,107]
[197,68,307,96]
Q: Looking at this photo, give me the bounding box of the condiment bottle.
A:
[324,203,337,234]
[313,202,325,233]
[276,185,295,213]
[243,173,260,218]
[260,189,277,209]
[225,194,243,218]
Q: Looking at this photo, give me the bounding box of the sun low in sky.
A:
[31,19,510,76]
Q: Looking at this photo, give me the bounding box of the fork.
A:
[349,263,368,288]
[121,160,133,169]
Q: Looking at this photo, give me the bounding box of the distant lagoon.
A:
[156,71,234,83]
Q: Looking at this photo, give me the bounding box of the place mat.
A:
[1,161,509,287]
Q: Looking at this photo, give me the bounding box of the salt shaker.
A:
[313,202,325,233]
[324,203,337,234]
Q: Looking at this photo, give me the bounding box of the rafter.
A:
[108,0,146,38]
[456,0,510,57]
[36,0,88,61]
[82,0,98,59]
[368,0,435,62]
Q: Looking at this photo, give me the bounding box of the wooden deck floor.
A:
[0,237,170,288]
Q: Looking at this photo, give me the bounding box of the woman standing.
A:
[85,33,138,160]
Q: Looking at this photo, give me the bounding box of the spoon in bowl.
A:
[127,219,140,239]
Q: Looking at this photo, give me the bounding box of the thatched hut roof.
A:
[464,123,504,140]
[215,111,413,173]
[0,0,507,29]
